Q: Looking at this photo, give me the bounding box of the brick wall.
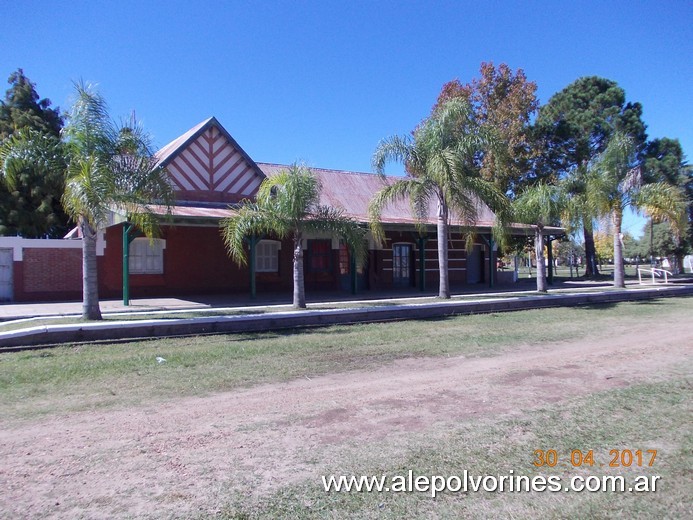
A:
[98,224,292,299]
[2,239,84,302]
[23,248,82,292]
[2,226,501,302]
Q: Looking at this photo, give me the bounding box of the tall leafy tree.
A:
[643,138,686,185]
[643,138,692,267]
[222,165,366,309]
[646,220,688,268]
[555,238,585,273]
[433,62,541,195]
[61,82,174,320]
[622,232,644,262]
[0,129,67,237]
[535,76,647,277]
[586,133,686,287]
[0,69,68,237]
[0,69,62,139]
[592,231,615,267]
[684,163,693,255]
[512,183,567,292]
[369,98,509,299]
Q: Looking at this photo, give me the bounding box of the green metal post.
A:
[488,236,495,289]
[350,247,357,295]
[123,223,132,306]
[248,236,258,300]
[418,237,426,292]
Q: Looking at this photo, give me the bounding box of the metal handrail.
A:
[637,267,672,285]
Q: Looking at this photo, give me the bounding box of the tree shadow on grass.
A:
[574,302,620,311]
[630,299,667,306]
[576,299,671,311]
[106,310,270,322]
[229,325,360,343]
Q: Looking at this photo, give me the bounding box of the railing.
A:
[637,267,673,285]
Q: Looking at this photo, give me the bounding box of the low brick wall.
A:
[19,248,82,300]
[0,237,83,302]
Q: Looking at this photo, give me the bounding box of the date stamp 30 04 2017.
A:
[533,449,657,468]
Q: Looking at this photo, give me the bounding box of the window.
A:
[256,240,280,272]
[338,241,365,275]
[309,239,332,272]
[339,243,350,275]
[129,238,165,274]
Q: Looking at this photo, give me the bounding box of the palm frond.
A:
[114,114,155,156]
[127,210,161,242]
[371,135,414,175]
[257,164,320,223]
[620,166,643,194]
[62,155,115,229]
[586,131,640,217]
[222,164,340,267]
[368,177,429,244]
[453,175,512,247]
[306,206,368,268]
[62,80,114,158]
[635,182,687,237]
[221,203,288,267]
[59,82,176,236]
[111,159,175,210]
[513,182,565,228]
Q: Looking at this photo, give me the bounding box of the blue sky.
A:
[2,1,691,237]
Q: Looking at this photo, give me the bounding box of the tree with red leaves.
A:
[432,63,541,197]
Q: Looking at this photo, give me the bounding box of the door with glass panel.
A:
[392,243,412,287]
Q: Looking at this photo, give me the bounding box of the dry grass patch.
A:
[215,379,691,519]
[1,298,691,422]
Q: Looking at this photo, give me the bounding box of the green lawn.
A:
[530,264,645,279]
[1,298,690,519]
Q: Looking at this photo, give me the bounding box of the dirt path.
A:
[1,318,691,518]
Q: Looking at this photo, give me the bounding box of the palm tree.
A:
[512,183,567,292]
[61,82,174,320]
[369,98,509,299]
[222,164,366,309]
[587,132,687,288]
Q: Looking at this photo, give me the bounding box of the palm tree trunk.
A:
[674,253,683,275]
[437,198,450,299]
[583,225,599,278]
[81,218,102,320]
[293,232,306,309]
[613,210,625,288]
[535,227,547,292]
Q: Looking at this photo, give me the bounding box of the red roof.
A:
[257,163,498,227]
[147,118,561,235]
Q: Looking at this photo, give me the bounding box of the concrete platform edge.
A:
[2,285,692,351]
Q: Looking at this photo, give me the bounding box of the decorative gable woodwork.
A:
[157,118,265,204]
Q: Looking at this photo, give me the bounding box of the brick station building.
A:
[0,117,560,302]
